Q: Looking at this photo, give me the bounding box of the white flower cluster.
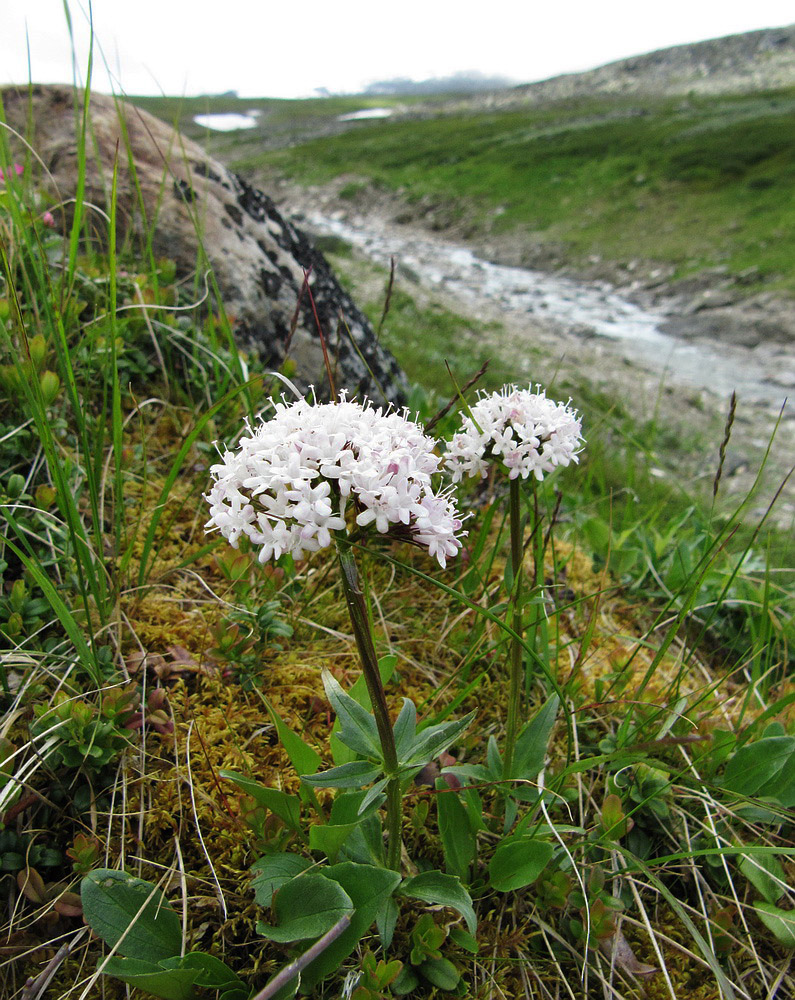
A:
[445,384,584,482]
[205,395,464,567]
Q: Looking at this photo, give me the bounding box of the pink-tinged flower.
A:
[445,384,584,482]
[41,211,56,228]
[0,163,24,183]
[206,393,465,567]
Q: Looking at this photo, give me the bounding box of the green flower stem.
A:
[334,534,402,870]
[527,486,547,696]
[503,476,524,779]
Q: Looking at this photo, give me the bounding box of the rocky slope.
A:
[506,24,795,104]
[320,25,795,121]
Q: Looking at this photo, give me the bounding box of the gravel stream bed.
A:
[280,193,793,528]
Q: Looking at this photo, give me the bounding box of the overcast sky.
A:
[2,1,793,99]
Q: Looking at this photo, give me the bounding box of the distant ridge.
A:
[511,25,795,102]
[361,72,516,97]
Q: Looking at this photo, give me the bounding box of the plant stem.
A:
[503,476,524,778]
[335,534,402,870]
[527,485,547,697]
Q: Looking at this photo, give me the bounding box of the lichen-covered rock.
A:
[0,85,407,403]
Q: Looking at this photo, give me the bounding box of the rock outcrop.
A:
[508,25,795,103]
[0,85,407,403]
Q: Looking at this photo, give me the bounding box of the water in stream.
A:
[301,210,788,410]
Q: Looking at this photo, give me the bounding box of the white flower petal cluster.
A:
[205,394,465,567]
[445,384,584,482]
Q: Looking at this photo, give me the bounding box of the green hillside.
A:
[153,89,795,291]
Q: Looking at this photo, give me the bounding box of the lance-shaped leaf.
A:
[399,871,477,934]
[402,712,475,768]
[510,695,559,779]
[302,760,382,789]
[323,671,382,759]
[754,902,795,948]
[488,838,554,891]
[393,699,417,759]
[220,770,301,832]
[436,783,477,882]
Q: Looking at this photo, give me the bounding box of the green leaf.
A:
[324,792,385,865]
[299,863,402,993]
[80,869,182,962]
[331,656,397,765]
[309,822,360,862]
[436,783,476,882]
[100,957,198,1000]
[348,654,398,710]
[257,873,353,943]
[486,735,502,778]
[219,988,251,1000]
[399,871,477,934]
[329,789,382,824]
[323,672,382,759]
[220,770,301,832]
[403,712,475,767]
[418,957,459,991]
[359,777,389,815]
[250,854,312,908]
[723,737,795,804]
[449,926,479,953]
[488,838,554,892]
[171,952,247,990]
[0,532,99,682]
[393,699,417,759]
[441,763,490,787]
[261,694,322,776]
[264,977,299,1000]
[392,965,419,995]
[301,760,382,789]
[760,745,795,808]
[754,902,795,948]
[511,695,559,779]
[740,854,787,905]
[377,896,399,949]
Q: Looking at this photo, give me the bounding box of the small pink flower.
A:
[0,163,24,183]
[41,211,56,228]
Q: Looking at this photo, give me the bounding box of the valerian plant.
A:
[446,385,583,787]
[204,390,477,995]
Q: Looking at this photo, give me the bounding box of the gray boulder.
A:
[0,85,407,403]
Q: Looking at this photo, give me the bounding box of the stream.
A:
[297,208,792,412]
[286,202,793,523]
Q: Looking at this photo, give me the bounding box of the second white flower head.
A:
[445,384,584,482]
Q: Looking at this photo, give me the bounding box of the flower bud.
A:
[39,370,60,406]
[35,484,57,509]
[29,334,47,370]
[158,259,177,284]
[4,612,23,637]
[10,579,26,612]
[6,474,26,498]
[0,366,17,392]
